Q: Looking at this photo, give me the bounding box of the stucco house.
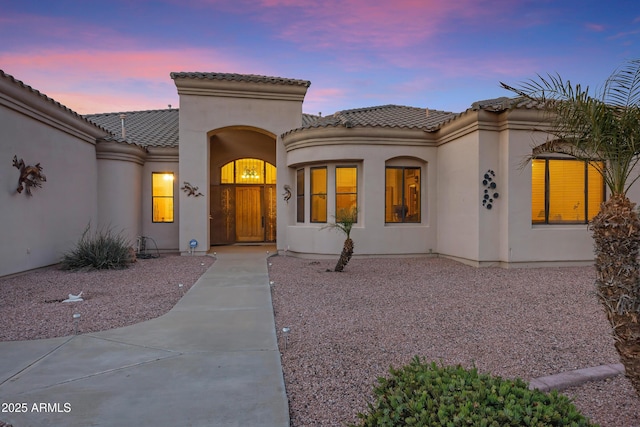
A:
[2,69,634,278]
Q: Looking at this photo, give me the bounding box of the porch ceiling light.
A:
[241,166,260,179]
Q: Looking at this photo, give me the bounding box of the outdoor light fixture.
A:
[178,283,184,295]
[73,313,81,335]
[270,280,275,286]
[282,327,291,350]
[241,166,260,180]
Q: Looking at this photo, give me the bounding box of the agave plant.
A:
[322,207,357,272]
[501,59,640,395]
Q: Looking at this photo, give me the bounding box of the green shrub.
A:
[60,225,133,271]
[351,356,596,427]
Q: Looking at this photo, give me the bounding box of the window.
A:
[385,167,421,223]
[220,158,276,184]
[336,166,357,218]
[152,172,174,223]
[310,167,327,222]
[296,169,305,223]
[531,158,604,224]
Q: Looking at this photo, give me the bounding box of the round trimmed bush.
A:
[351,357,596,427]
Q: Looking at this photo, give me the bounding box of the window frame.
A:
[335,165,358,222]
[532,157,605,225]
[151,172,175,223]
[385,166,421,224]
[310,166,328,223]
[296,168,305,223]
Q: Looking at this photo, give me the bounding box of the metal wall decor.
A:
[481,169,499,210]
[12,155,46,196]
[181,182,204,197]
[282,184,292,203]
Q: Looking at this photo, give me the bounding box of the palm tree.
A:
[501,59,640,396]
[322,207,357,272]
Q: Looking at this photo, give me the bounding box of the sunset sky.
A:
[1,0,638,116]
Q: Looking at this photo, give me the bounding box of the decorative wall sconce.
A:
[181,182,203,197]
[12,155,46,196]
[481,169,499,210]
[283,184,292,203]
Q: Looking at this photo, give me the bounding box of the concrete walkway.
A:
[0,245,288,427]
[0,246,627,426]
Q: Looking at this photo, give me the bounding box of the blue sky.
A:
[1,0,638,115]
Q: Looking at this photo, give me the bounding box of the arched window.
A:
[220,158,276,184]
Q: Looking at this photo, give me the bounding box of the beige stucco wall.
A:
[283,105,640,267]
[439,107,640,267]
[96,142,146,246]
[283,127,437,257]
[0,75,106,277]
[435,109,507,265]
[174,77,308,254]
[141,146,179,251]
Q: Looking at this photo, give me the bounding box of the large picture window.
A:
[310,167,327,222]
[531,158,604,224]
[296,169,305,223]
[152,172,174,223]
[385,167,421,223]
[335,166,357,218]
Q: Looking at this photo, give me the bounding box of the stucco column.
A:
[96,141,146,245]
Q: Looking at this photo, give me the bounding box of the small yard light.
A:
[282,327,291,350]
[178,283,184,295]
[270,280,275,286]
[73,313,81,335]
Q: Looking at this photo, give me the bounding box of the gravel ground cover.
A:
[269,256,640,427]
[0,254,215,341]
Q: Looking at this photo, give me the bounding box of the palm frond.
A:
[501,59,640,197]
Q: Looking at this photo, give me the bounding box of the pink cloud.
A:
[44,90,178,115]
[0,12,136,50]
[585,22,606,32]
[252,0,517,51]
[184,0,517,51]
[303,87,349,115]
[0,48,262,114]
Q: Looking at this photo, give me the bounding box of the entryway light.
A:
[241,166,260,179]
[163,173,174,181]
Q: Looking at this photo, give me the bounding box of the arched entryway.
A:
[209,127,277,245]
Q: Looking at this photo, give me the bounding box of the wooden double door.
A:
[210,185,276,244]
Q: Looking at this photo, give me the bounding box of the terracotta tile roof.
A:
[0,69,109,134]
[286,105,456,135]
[302,113,321,127]
[471,96,542,111]
[85,109,179,147]
[170,72,311,88]
[427,96,544,130]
